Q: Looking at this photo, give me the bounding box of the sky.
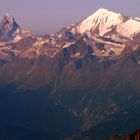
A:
[0,0,140,35]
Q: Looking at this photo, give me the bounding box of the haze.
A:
[0,0,139,35]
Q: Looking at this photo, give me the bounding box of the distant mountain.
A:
[0,14,20,41]
[0,14,33,41]
[0,8,140,140]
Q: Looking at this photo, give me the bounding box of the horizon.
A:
[0,0,140,35]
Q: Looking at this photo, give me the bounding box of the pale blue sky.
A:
[0,0,139,35]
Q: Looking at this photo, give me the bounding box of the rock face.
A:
[125,130,140,140]
[107,130,140,140]
[0,8,140,140]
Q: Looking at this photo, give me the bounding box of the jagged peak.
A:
[0,13,22,41]
[2,13,20,26]
[4,13,13,18]
[3,13,15,23]
[0,13,20,29]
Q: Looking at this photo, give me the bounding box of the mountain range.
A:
[0,8,140,140]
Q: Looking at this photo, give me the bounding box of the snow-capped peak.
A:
[76,8,125,35]
[93,7,111,15]
[69,8,140,40]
